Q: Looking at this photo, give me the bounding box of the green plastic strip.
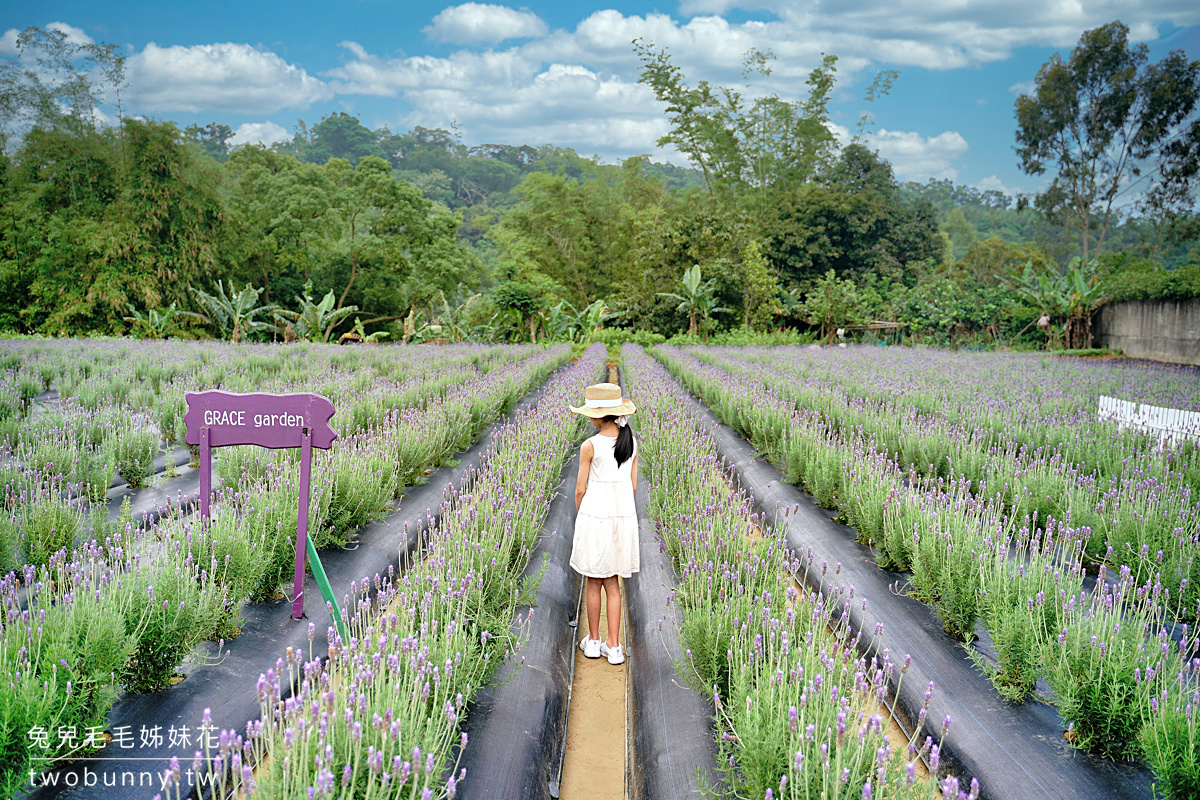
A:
[305,534,348,641]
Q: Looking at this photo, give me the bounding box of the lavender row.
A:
[685,345,1200,596]
[1,344,563,577]
[622,344,973,800]
[176,344,609,799]
[651,344,1199,797]
[0,343,569,793]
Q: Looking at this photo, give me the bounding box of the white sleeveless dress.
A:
[570,433,639,578]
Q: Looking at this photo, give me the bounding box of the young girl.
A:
[569,382,639,665]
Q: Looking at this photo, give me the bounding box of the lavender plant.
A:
[1139,656,1200,800]
[1040,567,1180,758]
[624,344,966,800]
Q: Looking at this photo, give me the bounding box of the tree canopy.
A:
[0,22,1196,349]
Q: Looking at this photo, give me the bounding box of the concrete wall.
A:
[1094,298,1200,365]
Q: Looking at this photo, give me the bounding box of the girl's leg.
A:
[602,575,621,648]
[585,576,602,642]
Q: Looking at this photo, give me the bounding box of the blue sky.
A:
[5,1,1199,197]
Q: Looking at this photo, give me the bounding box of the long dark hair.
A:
[601,415,635,467]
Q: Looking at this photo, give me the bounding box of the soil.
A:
[560,577,627,800]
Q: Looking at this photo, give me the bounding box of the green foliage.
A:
[1099,253,1200,302]
[587,327,666,349]
[632,40,838,197]
[114,430,158,488]
[183,122,233,162]
[118,559,221,692]
[1015,21,1200,261]
[658,264,726,337]
[1041,577,1159,759]
[3,23,1195,344]
[1140,672,1200,800]
[801,269,868,341]
[123,302,196,339]
[191,280,280,342]
[20,494,82,567]
[275,280,359,342]
[1011,257,1106,349]
[738,240,779,330]
[277,112,386,166]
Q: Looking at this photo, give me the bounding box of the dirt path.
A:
[559,578,627,800]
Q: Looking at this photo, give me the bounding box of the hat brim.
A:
[570,400,637,418]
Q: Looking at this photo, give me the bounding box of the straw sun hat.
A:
[570,383,637,418]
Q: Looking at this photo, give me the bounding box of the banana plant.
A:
[123,303,200,339]
[432,289,482,342]
[540,300,576,342]
[1011,258,1106,349]
[190,281,280,342]
[274,280,359,342]
[659,264,721,336]
[578,299,614,339]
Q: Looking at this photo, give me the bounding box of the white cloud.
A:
[675,1,1200,70]
[1008,80,1036,95]
[873,128,968,181]
[425,3,548,45]
[329,45,668,156]
[0,29,17,57]
[230,120,291,147]
[975,174,1019,198]
[127,42,331,114]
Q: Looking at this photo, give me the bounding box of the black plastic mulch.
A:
[666,371,1156,800]
[23,376,561,800]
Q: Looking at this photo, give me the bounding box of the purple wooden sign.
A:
[183,391,337,449]
[185,391,338,620]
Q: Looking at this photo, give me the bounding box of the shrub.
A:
[588,327,666,349]
[21,491,82,567]
[77,447,114,503]
[117,554,224,692]
[1140,663,1200,800]
[114,430,158,488]
[1042,569,1160,759]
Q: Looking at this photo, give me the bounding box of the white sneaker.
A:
[600,642,625,665]
[579,637,601,658]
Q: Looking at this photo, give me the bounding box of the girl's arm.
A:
[574,440,594,511]
[630,453,638,493]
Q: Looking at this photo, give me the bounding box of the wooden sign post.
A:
[184,391,338,622]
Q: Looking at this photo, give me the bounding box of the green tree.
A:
[738,240,779,330]
[1015,20,1200,261]
[0,26,127,141]
[493,278,547,343]
[633,39,839,207]
[184,122,234,163]
[803,269,868,342]
[494,171,597,303]
[768,145,942,287]
[7,117,226,334]
[279,112,386,166]
[955,237,1052,284]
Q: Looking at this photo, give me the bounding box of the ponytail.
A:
[603,415,635,467]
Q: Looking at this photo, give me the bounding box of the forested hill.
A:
[2,21,1197,347]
